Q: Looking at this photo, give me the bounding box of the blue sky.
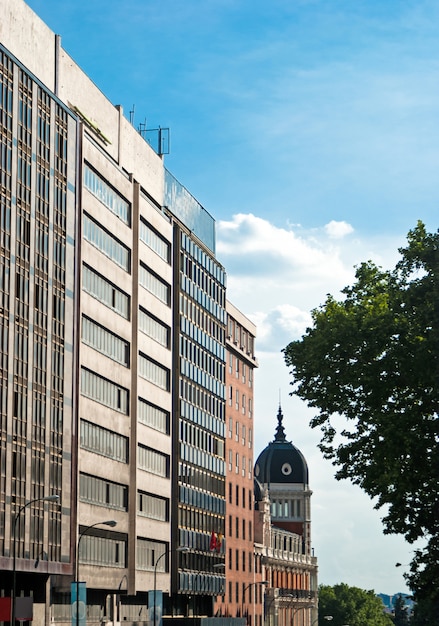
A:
[26,0,438,595]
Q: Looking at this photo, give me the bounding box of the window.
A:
[139,307,169,347]
[235,420,239,442]
[138,397,169,433]
[137,539,167,571]
[235,453,239,474]
[80,419,128,462]
[138,491,168,521]
[82,264,130,319]
[81,315,129,366]
[83,213,130,271]
[139,352,169,390]
[139,218,170,262]
[235,389,239,410]
[80,473,127,510]
[79,533,125,568]
[139,262,170,305]
[81,367,129,414]
[84,163,130,225]
[242,394,246,415]
[138,444,169,477]
[242,424,246,445]
[228,417,232,438]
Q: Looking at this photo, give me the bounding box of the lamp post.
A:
[311,617,333,626]
[153,546,189,626]
[12,494,59,625]
[242,580,268,624]
[75,520,117,626]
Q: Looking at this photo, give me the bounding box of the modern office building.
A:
[254,407,318,626]
[0,0,228,623]
[219,303,262,625]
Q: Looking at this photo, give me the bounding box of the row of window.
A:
[228,484,253,511]
[180,231,226,286]
[179,462,225,498]
[228,386,253,417]
[181,274,225,324]
[181,442,225,475]
[179,505,225,538]
[81,309,169,365]
[180,294,225,347]
[228,515,253,542]
[180,400,225,439]
[139,262,170,305]
[180,357,224,398]
[179,485,225,515]
[79,472,169,521]
[180,335,225,380]
[227,450,252,478]
[179,419,224,457]
[181,251,226,310]
[228,548,253,573]
[82,315,130,366]
[226,581,264,605]
[228,418,253,448]
[180,379,225,421]
[227,318,255,358]
[83,213,130,271]
[180,316,224,363]
[271,499,302,519]
[139,352,169,390]
[228,353,253,387]
[84,163,130,225]
[138,443,169,478]
[82,263,130,319]
[139,217,170,263]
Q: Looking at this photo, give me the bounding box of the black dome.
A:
[254,406,309,485]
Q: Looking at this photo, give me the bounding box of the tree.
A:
[393,594,410,626]
[318,583,393,626]
[283,222,439,615]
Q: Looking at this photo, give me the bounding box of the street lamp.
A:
[153,546,189,626]
[75,520,117,626]
[242,580,268,622]
[311,616,333,626]
[12,494,59,625]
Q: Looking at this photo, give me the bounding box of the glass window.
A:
[83,213,130,271]
[81,315,129,366]
[84,163,130,225]
[139,218,170,262]
[81,367,129,414]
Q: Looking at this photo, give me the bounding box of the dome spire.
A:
[274,404,287,442]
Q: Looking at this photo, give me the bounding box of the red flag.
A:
[0,598,11,622]
[210,531,217,551]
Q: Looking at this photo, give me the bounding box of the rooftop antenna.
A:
[129,105,135,125]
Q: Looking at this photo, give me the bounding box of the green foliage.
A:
[393,594,410,626]
[283,222,439,609]
[318,583,393,626]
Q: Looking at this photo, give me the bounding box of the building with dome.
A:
[254,407,318,626]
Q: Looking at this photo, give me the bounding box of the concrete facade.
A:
[0,0,228,623]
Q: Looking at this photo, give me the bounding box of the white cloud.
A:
[324,220,354,239]
[218,213,414,594]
